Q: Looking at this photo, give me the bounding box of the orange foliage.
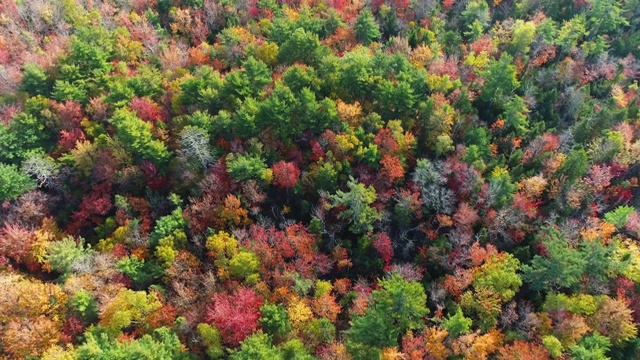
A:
[313,293,341,323]
[220,194,250,227]
[380,154,405,184]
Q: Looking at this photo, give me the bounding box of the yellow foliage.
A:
[452,330,503,360]
[611,84,628,108]
[518,175,548,198]
[336,133,360,155]
[381,347,403,360]
[410,44,435,68]
[336,99,363,128]
[424,326,451,360]
[205,231,239,259]
[612,239,640,282]
[287,296,313,325]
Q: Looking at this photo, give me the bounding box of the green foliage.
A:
[230,331,283,360]
[328,176,381,234]
[278,28,323,66]
[569,332,611,360]
[21,64,52,96]
[69,289,99,323]
[99,289,162,336]
[522,229,587,291]
[473,253,522,301]
[109,108,171,165]
[604,206,635,228]
[116,256,164,289]
[543,335,564,358]
[226,152,270,182]
[281,339,315,360]
[354,8,381,45]
[260,303,291,340]
[45,237,92,279]
[441,307,473,337]
[0,163,36,201]
[480,53,520,108]
[346,274,428,350]
[197,323,224,359]
[76,327,190,359]
[229,250,261,284]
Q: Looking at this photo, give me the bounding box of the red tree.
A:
[272,161,301,189]
[205,287,263,346]
[373,233,393,268]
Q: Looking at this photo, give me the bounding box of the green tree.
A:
[0,163,36,201]
[45,237,92,279]
[442,307,473,337]
[522,229,587,292]
[76,327,191,360]
[229,250,261,284]
[354,8,381,45]
[230,331,283,360]
[473,253,522,302]
[109,108,171,165]
[197,323,224,359]
[346,274,428,350]
[20,64,52,96]
[260,304,291,341]
[328,176,381,234]
[569,332,611,360]
[480,53,520,108]
[278,28,323,66]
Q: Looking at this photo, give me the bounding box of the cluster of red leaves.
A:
[205,287,263,346]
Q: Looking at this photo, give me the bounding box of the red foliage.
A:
[452,202,479,232]
[205,287,264,346]
[272,161,301,189]
[0,223,35,264]
[442,0,456,12]
[60,316,85,344]
[380,155,405,184]
[148,303,178,329]
[374,128,399,155]
[52,100,83,130]
[129,98,167,124]
[497,340,550,360]
[373,233,393,267]
[58,129,86,152]
[68,183,113,233]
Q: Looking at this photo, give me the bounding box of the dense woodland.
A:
[0,0,640,358]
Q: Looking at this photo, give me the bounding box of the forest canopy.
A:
[1,0,640,358]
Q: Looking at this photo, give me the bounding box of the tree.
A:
[473,253,522,302]
[99,289,163,336]
[109,108,171,165]
[260,303,291,341]
[230,331,283,360]
[75,327,190,360]
[206,287,264,346]
[442,307,473,337]
[278,28,323,66]
[0,163,35,201]
[272,161,301,189]
[479,53,520,108]
[179,126,214,169]
[354,8,381,45]
[346,274,428,350]
[197,323,224,359]
[497,340,550,360]
[328,177,380,234]
[522,229,587,292]
[569,332,611,360]
[589,297,638,345]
